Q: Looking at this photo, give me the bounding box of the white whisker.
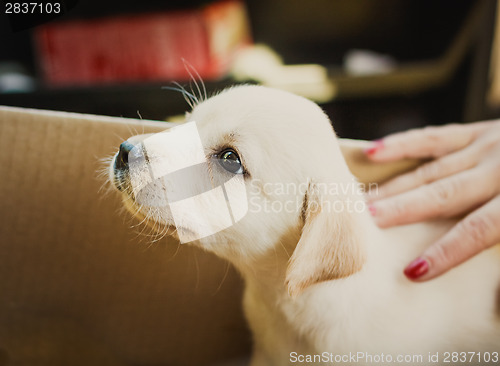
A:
[182,58,206,104]
[162,83,197,109]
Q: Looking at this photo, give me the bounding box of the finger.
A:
[370,167,498,228]
[367,147,479,201]
[364,124,476,162]
[404,194,500,281]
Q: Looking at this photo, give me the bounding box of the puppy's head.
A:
[110,85,366,294]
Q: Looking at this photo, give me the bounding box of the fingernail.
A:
[404,257,429,280]
[363,139,384,156]
[368,203,376,216]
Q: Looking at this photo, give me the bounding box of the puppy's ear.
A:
[285,183,366,297]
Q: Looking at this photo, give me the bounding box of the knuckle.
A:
[430,180,456,212]
[429,241,456,268]
[421,126,450,157]
[415,162,441,184]
[421,126,442,141]
[385,199,408,222]
[457,214,493,248]
[401,128,426,144]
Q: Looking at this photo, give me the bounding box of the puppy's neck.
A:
[232,227,301,298]
[233,207,386,303]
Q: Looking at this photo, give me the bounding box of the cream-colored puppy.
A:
[109,86,500,365]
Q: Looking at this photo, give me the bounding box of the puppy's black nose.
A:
[115,140,135,171]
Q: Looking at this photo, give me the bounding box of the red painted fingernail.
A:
[363,139,384,156]
[368,203,376,216]
[404,258,429,280]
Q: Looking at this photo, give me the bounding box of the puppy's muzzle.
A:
[113,140,136,191]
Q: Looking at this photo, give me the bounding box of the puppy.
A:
[109,85,500,365]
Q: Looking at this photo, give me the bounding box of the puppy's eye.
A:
[217,149,244,174]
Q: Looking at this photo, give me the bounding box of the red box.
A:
[35,0,251,87]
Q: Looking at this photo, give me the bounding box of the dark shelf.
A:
[0,79,238,120]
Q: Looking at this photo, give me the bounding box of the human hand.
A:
[364,121,500,281]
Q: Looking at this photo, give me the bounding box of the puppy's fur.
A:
[110,86,500,365]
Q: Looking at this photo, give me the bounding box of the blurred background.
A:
[1,0,500,139]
